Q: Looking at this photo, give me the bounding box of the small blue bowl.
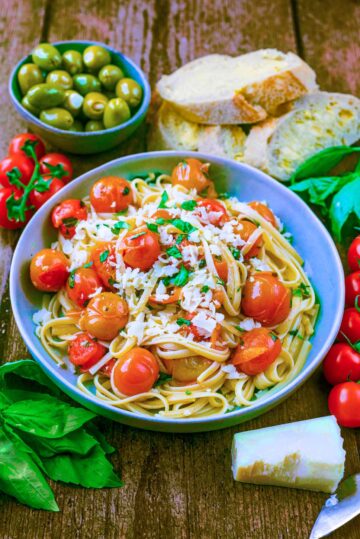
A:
[9,40,151,154]
[10,152,344,433]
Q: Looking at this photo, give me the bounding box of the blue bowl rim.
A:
[8,39,151,137]
[10,151,345,427]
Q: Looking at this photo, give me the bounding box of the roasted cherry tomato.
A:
[9,133,46,161]
[180,313,203,341]
[328,381,360,428]
[248,201,277,228]
[119,226,161,271]
[149,286,182,305]
[241,272,291,326]
[338,306,360,343]
[68,332,106,370]
[348,236,360,272]
[80,292,129,341]
[237,220,263,259]
[112,347,159,396]
[66,267,103,307]
[0,187,32,229]
[163,356,212,383]
[323,343,360,385]
[196,199,229,226]
[39,152,73,184]
[0,154,34,187]
[91,242,117,290]
[232,327,282,376]
[90,176,133,213]
[51,198,88,238]
[171,159,212,193]
[214,257,228,282]
[28,175,65,210]
[30,248,69,292]
[345,271,360,307]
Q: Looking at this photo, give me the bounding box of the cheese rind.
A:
[231,416,345,493]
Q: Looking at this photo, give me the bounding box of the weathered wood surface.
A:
[0,1,359,538]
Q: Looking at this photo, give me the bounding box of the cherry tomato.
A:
[90,176,133,213]
[28,175,65,210]
[232,327,282,376]
[328,381,360,428]
[119,226,161,271]
[9,133,46,161]
[242,272,291,326]
[345,271,360,307]
[0,154,34,187]
[196,199,229,226]
[338,307,360,343]
[39,152,73,183]
[214,257,228,282]
[80,292,129,341]
[163,356,212,383]
[51,199,88,238]
[348,236,360,272]
[30,248,69,292]
[112,347,159,396]
[149,286,182,305]
[66,267,103,307]
[237,220,263,259]
[323,343,360,385]
[91,242,117,290]
[68,332,106,369]
[248,201,277,228]
[0,187,32,229]
[171,159,212,193]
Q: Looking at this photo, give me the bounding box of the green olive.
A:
[69,120,84,132]
[103,98,131,128]
[26,83,65,109]
[40,108,74,130]
[63,90,84,117]
[46,70,73,90]
[83,45,111,72]
[17,63,44,95]
[82,92,108,120]
[99,64,124,91]
[85,120,105,132]
[73,73,101,96]
[62,50,83,75]
[32,43,62,71]
[115,78,142,108]
[21,95,40,116]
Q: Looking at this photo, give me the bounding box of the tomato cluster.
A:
[0,133,73,229]
[323,236,360,428]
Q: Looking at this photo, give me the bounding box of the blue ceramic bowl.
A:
[9,40,151,154]
[10,152,344,432]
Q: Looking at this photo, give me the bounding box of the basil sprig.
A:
[0,360,122,511]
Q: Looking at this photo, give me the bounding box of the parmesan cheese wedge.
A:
[231,416,345,493]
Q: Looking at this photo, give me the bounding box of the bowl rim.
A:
[10,151,345,427]
[8,39,151,137]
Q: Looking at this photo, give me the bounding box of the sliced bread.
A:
[157,50,318,125]
[148,102,247,160]
[243,92,360,181]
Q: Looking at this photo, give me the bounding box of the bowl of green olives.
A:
[9,41,151,154]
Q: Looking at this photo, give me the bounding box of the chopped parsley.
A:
[216,278,225,286]
[230,247,241,260]
[201,285,210,293]
[235,326,245,333]
[185,390,192,395]
[199,259,206,268]
[158,191,169,208]
[99,250,109,263]
[68,269,76,289]
[289,329,304,340]
[176,234,186,245]
[147,223,158,233]
[108,277,116,286]
[166,245,182,259]
[83,261,93,268]
[293,283,311,298]
[154,372,172,386]
[122,186,130,195]
[270,332,278,342]
[62,216,78,227]
[181,200,197,211]
[114,209,128,216]
[156,217,165,225]
[176,318,191,327]
[111,221,130,234]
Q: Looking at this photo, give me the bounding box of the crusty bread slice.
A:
[148,102,246,159]
[243,92,360,181]
[157,50,318,125]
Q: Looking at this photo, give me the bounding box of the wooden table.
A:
[1,1,359,537]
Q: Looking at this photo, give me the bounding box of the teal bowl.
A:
[8,40,150,154]
[10,152,344,432]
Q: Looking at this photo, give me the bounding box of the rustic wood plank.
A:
[0,1,359,538]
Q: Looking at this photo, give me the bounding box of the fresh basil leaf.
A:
[62,216,78,227]
[176,317,191,327]
[290,174,355,207]
[42,444,122,488]
[170,219,197,234]
[3,397,95,438]
[111,221,130,234]
[0,425,59,511]
[290,146,360,183]
[166,245,182,259]
[181,200,197,211]
[19,428,98,458]
[154,372,172,386]
[200,285,210,293]
[330,176,360,241]
[147,223,158,233]
[172,265,190,287]
[0,359,60,396]
[99,249,109,263]
[158,191,169,208]
[85,423,115,455]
